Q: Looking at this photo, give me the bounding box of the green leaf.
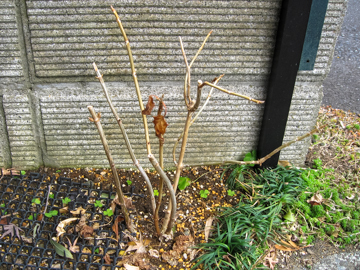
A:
[94,200,103,208]
[31,198,41,205]
[104,208,114,217]
[62,197,71,205]
[45,210,58,218]
[56,170,61,173]
[21,170,26,175]
[0,203,5,208]
[95,247,100,254]
[284,210,296,222]
[200,189,210,198]
[178,177,191,191]
[126,180,132,186]
[49,194,55,199]
[153,190,159,196]
[50,238,73,259]
[28,215,34,220]
[227,190,236,196]
[244,150,256,167]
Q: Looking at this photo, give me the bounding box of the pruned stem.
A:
[154,95,165,236]
[162,111,193,234]
[111,6,176,235]
[179,37,191,107]
[202,82,265,104]
[92,62,156,217]
[87,106,135,233]
[149,154,177,235]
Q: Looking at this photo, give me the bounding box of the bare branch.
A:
[87,105,135,233]
[202,81,265,104]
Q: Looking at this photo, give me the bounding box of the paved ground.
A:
[322,0,360,114]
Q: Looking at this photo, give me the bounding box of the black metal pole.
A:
[257,0,313,168]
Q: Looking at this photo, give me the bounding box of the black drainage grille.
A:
[0,173,128,270]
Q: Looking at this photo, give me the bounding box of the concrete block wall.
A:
[0,0,347,169]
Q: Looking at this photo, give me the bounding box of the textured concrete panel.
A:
[26,0,281,82]
[2,94,40,169]
[0,0,24,83]
[37,82,266,168]
[279,84,324,165]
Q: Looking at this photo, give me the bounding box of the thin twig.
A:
[179,37,191,107]
[88,106,135,233]
[42,185,51,221]
[201,82,265,104]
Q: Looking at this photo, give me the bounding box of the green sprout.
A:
[49,193,55,199]
[178,177,191,191]
[126,180,132,186]
[31,198,41,205]
[227,190,236,196]
[62,197,71,205]
[153,190,159,196]
[95,247,100,254]
[199,189,210,199]
[21,170,26,175]
[94,200,103,208]
[244,150,256,166]
[56,170,61,173]
[28,214,37,220]
[0,203,6,215]
[103,208,114,217]
[354,124,360,130]
[45,210,58,218]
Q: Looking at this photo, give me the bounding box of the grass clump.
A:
[195,158,360,268]
[193,164,307,269]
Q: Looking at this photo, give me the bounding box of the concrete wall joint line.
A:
[15,0,35,86]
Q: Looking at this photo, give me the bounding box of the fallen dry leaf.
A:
[124,197,135,210]
[56,218,78,239]
[124,264,140,270]
[112,216,124,241]
[124,231,148,254]
[59,206,69,214]
[76,215,87,233]
[66,236,80,253]
[153,115,168,138]
[80,225,94,238]
[307,192,323,205]
[274,240,310,252]
[204,216,215,242]
[70,206,86,215]
[104,253,112,264]
[263,246,278,270]
[148,249,159,258]
[142,96,155,115]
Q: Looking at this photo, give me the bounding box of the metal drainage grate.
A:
[0,172,130,270]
